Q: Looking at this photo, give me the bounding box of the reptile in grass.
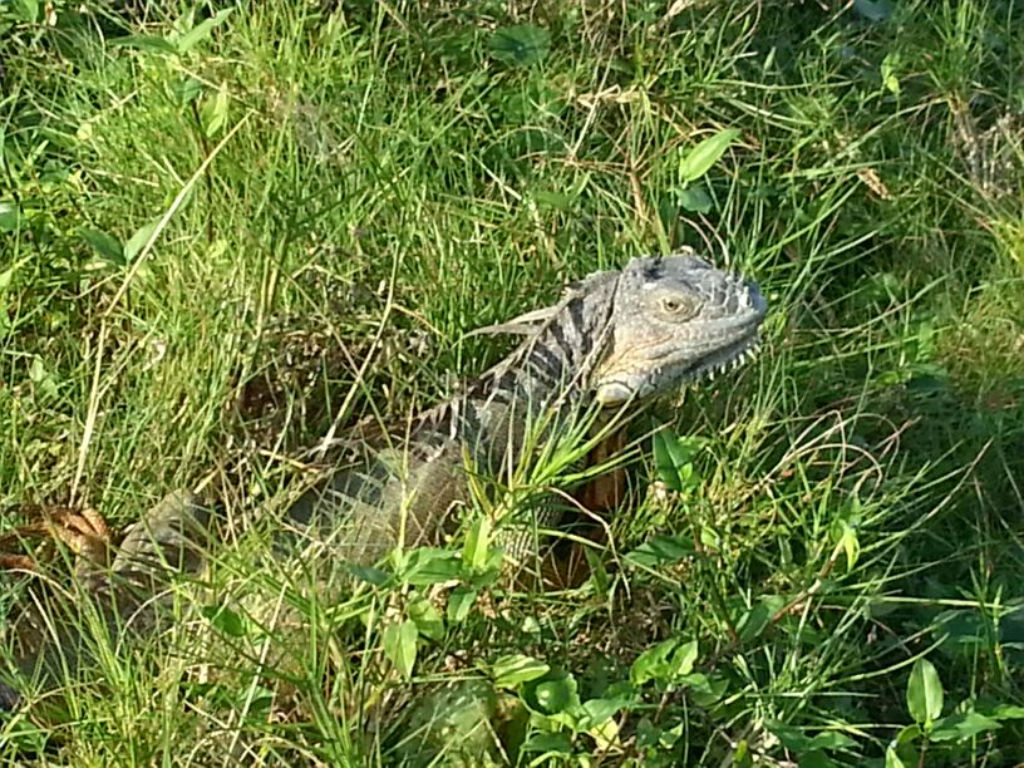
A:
[0,249,766,710]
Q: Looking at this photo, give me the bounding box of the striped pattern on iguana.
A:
[0,250,766,707]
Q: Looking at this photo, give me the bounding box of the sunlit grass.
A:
[2,0,1023,765]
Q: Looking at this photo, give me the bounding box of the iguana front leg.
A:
[0,506,113,579]
[530,426,630,589]
[1,491,211,709]
[578,427,628,513]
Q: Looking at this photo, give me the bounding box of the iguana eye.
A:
[661,296,697,316]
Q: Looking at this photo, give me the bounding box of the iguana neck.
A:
[413,274,619,450]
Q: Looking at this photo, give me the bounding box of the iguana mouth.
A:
[673,334,762,385]
[594,334,762,405]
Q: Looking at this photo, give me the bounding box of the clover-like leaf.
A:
[522,669,580,717]
[489,25,551,66]
[676,184,713,213]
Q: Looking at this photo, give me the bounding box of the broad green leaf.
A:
[886,728,920,768]
[79,228,125,266]
[907,657,944,725]
[201,604,249,637]
[176,7,234,55]
[624,533,695,569]
[76,121,95,142]
[522,670,580,717]
[345,563,391,585]
[200,83,230,138]
[578,692,634,730]
[677,184,713,213]
[28,357,60,401]
[637,718,685,750]
[894,723,921,745]
[531,189,573,211]
[765,720,811,752]
[669,639,698,677]
[799,751,838,768]
[736,600,772,643]
[636,718,662,749]
[401,547,463,586]
[659,722,684,748]
[112,35,179,54]
[488,24,550,66]
[408,597,445,642]
[447,586,477,623]
[172,76,204,106]
[652,427,704,493]
[462,515,491,571]
[0,202,23,232]
[929,711,1001,742]
[688,673,729,707]
[678,128,740,183]
[881,53,901,95]
[521,732,572,755]
[491,654,549,688]
[28,357,46,384]
[12,0,39,23]
[987,704,1024,719]
[631,638,698,686]
[767,721,862,760]
[382,619,418,679]
[836,520,859,571]
[885,746,908,768]
[468,556,502,589]
[632,639,676,686]
[124,220,161,262]
[734,740,754,768]
[808,731,857,750]
[533,680,572,714]
[0,265,16,293]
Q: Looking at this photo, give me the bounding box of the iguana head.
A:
[591,252,766,406]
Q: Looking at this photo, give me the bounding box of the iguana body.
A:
[284,251,765,565]
[0,250,766,709]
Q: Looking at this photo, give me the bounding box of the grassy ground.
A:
[2,0,1023,765]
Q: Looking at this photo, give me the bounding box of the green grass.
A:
[2,0,1024,765]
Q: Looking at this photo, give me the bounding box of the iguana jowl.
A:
[0,250,767,706]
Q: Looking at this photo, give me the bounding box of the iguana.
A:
[0,250,766,711]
